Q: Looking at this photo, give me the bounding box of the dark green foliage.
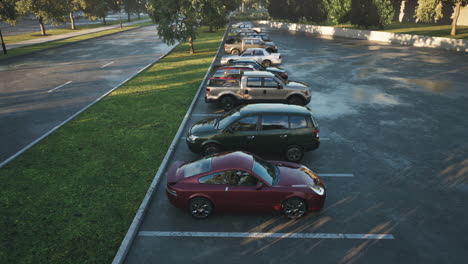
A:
[267,0,326,23]
[0,0,17,24]
[350,0,394,28]
[323,0,351,24]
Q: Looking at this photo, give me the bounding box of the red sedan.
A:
[166,151,326,219]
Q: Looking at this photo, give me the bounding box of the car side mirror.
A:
[278,84,283,89]
[255,181,264,190]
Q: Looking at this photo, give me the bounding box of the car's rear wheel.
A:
[262,60,272,67]
[231,49,240,55]
[287,95,305,105]
[285,145,304,162]
[203,143,220,156]
[282,198,307,219]
[220,96,236,111]
[189,197,213,219]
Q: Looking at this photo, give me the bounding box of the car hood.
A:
[189,117,218,136]
[286,80,309,88]
[266,66,286,73]
[271,161,324,187]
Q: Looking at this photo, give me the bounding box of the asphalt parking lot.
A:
[124,29,468,263]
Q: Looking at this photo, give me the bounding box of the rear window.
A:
[261,115,289,130]
[182,158,212,178]
[290,115,309,129]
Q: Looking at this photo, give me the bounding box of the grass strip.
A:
[0,21,153,61]
[3,17,150,44]
[0,27,224,263]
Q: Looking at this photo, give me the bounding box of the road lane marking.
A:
[138,231,394,240]
[48,81,72,93]
[129,50,138,55]
[317,173,354,177]
[100,61,115,68]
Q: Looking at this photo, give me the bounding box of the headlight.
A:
[310,185,324,196]
[187,134,198,143]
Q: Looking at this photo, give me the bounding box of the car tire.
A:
[282,198,307,219]
[287,95,305,105]
[203,143,220,156]
[285,145,304,162]
[220,96,236,111]
[262,60,271,67]
[231,49,240,55]
[189,197,213,219]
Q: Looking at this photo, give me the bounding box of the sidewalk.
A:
[6,19,152,50]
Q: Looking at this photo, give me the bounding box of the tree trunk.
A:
[0,29,7,55]
[189,35,195,54]
[451,1,462,36]
[209,25,213,32]
[242,1,245,13]
[127,11,131,22]
[70,12,76,30]
[103,16,106,25]
[39,16,46,36]
[138,13,141,19]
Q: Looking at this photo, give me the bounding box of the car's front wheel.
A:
[203,143,220,156]
[189,197,213,219]
[231,49,240,55]
[282,198,307,219]
[285,145,304,162]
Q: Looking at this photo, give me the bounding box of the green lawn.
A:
[0,21,153,60]
[3,16,150,44]
[0,27,224,263]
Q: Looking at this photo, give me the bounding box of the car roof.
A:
[243,71,274,77]
[239,103,311,116]
[211,151,253,171]
[216,65,255,70]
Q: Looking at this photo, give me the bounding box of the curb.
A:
[257,20,468,53]
[111,26,230,264]
[0,41,178,168]
[0,22,154,63]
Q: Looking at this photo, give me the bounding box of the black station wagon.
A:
[186,104,320,162]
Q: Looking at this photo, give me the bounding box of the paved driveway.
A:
[123,29,468,263]
[0,25,175,165]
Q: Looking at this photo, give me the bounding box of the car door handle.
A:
[280,135,288,138]
[263,90,266,94]
[247,136,255,140]
[225,187,229,192]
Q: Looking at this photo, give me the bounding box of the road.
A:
[0,25,175,165]
[123,30,468,263]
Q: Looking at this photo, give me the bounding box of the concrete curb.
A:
[257,20,468,53]
[111,27,230,264]
[0,41,178,168]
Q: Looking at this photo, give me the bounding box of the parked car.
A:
[205,71,311,110]
[208,65,256,86]
[224,37,277,55]
[231,22,262,33]
[229,59,288,80]
[186,104,320,162]
[237,32,271,42]
[220,48,282,67]
[166,151,326,219]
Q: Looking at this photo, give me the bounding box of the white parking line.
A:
[129,50,138,55]
[13,63,26,68]
[138,231,394,240]
[100,61,115,68]
[317,173,354,177]
[48,81,73,93]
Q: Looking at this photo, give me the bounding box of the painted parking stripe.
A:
[138,231,394,240]
[48,81,72,93]
[129,50,138,55]
[100,61,115,68]
[317,173,354,177]
[13,63,26,68]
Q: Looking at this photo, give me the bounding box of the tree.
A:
[84,0,119,25]
[200,0,227,32]
[16,0,69,36]
[324,0,351,24]
[68,0,88,30]
[148,0,216,54]
[350,0,394,28]
[415,0,467,35]
[0,0,17,54]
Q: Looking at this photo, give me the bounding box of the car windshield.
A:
[251,155,277,185]
[216,108,241,129]
[182,158,212,178]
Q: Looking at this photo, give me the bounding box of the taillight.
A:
[279,55,282,59]
[313,129,319,138]
[206,88,210,92]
